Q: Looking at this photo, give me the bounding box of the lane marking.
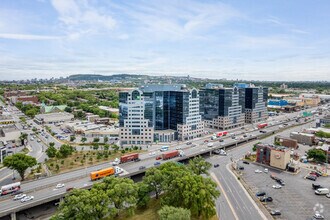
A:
[210,171,239,220]
[0,173,12,182]
[226,164,268,220]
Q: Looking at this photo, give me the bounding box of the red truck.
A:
[162,150,180,160]
[120,153,139,163]
[257,123,268,129]
[217,131,228,137]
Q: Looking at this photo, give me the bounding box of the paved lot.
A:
[240,162,330,220]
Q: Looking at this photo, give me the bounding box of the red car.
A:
[156,156,162,160]
[204,140,209,143]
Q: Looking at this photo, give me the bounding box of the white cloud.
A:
[233,35,293,49]
[0,33,62,40]
[51,0,116,37]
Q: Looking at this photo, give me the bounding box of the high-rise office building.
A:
[119,89,154,146]
[244,87,268,123]
[119,85,204,145]
[200,85,245,130]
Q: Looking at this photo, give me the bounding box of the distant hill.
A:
[67,74,148,81]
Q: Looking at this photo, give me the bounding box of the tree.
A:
[162,174,220,219]
[51,189,115,220]
[104,144,110,151]
[307,149,326,163]
[158,206,191,220]
[59,144,74,158]
[93,137,100,143]
[143,167,164,199]
[315,131,330,138]
[103,136,109,143]
[112,144,119,153]
[136,182,150,209]
[94,176,138,216]
[49,142,55,148]
[70,136,76,142]
[81,137,87,143]
[19,132,28,146]
[324,124,330,129]
[3,153,37,181]
[187,156,212,175]
[46,146,57,158]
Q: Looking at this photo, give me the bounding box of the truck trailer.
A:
[120,153,139,163]
[257,123,268,129]
[162,150,184,160]
[0,182,21,196]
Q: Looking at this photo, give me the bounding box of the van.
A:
[315,188,329,195]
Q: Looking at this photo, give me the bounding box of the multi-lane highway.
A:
[0,110,316,218]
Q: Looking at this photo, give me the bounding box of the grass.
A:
[46,149,145,174]
[21,147,30,154]
[117,198,218,220]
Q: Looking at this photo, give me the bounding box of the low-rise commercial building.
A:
[0,125,21,147]
[10,96,39,105]
[290,132,316,145]
[274,135,298,149]
[63,121,119,138]
[40,103,67,114]
[270,147,291,170]
[317,115,330,127]
[34,112,74,124]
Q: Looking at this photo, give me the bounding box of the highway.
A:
[0,110,317,218]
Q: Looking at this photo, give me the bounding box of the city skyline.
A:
[1,0,330,81]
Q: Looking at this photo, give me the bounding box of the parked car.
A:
[255,169,262,173]
[214,164,219,168]
[312,184,322,190]
[13,194,26,201]
[310,171,321,177]
[276,179,285,186]
[270,210,281,216]
[156,156,162,160]
[256,191,266,197]
[272,184,282,189]
[313,213,324,219]
[326,193,330,198]
[204,140,209,143]
[260,196,273,202]
[21,196,34,203]
[306,175,317,181]
[242,161,250,165]
[264,168,269,173]
[219,139,224,142]
[186,141,192,145]
[238,166,244,170]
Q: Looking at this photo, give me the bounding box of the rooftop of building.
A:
[41,103,67,113]
[290,131,315,137]
[35,112,73,120]
[275,135,297,141]
[140,84,187,92]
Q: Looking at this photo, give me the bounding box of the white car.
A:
[313,213,324,219]
[175,146,182,150]
[148,152,156,156]
[207,143,213,147]
[264,168,269,173]
[326,193,330,198]
[21,196,34,203]
[112,158,120,165]
[272,184,282,189]
[255,169,262,173]
[56,183,65,188]
[13,194,26,201]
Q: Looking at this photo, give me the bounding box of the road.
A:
[208,121,315,220]
[0,112,316,218]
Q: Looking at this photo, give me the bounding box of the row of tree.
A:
[52,157,219,220]
[46,143,75,159]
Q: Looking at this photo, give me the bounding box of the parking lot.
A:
[240,162,330,220]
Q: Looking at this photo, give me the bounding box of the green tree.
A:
[59,144,74,158]
[19,132,28,146]
[70,136,76,142]
[324,124,330,129]
[136,182,150,209]
[94,176,138,216]
[187,156,212,175]
[104,144,110,151]
[51,189,115,220]
[307,148,326,163]
[158,206,191,220]
[3,154,37,181]
[143,167,164,199]
[103,136,109,143]
[315,131,330,138]
[112,144,119,153]
[46,146,57,158]
[162,174,220,219]
[49,142,55,148]
[81,137,87,143]
[93,137,100,143]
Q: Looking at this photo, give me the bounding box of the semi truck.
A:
[257,123,268,129]
[120,153,139,163]
[90,167,123,181]
[0,182,21,196]
[162,150,184,160]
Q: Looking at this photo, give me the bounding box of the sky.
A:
[0,0,330,81]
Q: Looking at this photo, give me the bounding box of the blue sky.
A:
[0,0,329,81]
